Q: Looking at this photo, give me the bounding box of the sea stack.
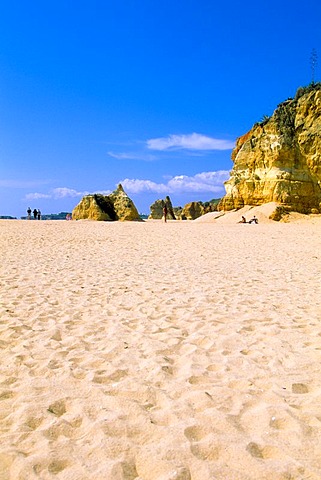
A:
[72,184,141,221]
[148,196,176,220]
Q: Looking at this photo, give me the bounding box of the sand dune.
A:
[1,219,321,479]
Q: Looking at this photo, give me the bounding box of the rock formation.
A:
[72,184,141,221]
[219,84,321,214]
[148,196,176,220]
[202,199,221,213]
[149,197,221,220]
[108,184,141,221]
[179,201,204,220]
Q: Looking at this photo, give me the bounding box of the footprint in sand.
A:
[246,442,281,460]
[92,369,128,384]
[24,415,44,430]
[292,383,309,394]
[184,426,220,461]
[184,425,211,442]
[0,391,15,401]
[47,399,67,417]
[44,420,78,440]
[48,459,69,474]
[110,461,138,479]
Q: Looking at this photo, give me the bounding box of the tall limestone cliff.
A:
[72,184,141,221]
[219,84,321,214]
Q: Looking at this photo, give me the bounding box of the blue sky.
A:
[1,0,321,217]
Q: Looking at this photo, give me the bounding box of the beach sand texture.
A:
[1,219,321,480]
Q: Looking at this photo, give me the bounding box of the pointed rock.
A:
[72,186,141,221]
[148,196,176,219]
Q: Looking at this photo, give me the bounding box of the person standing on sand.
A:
[27,207,31,220]
[37,209,41,220]
[33,208,38,220]
[163,204,168,223]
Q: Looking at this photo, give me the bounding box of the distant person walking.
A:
[33,208,38,220]
[163,204,168,223]
[27,207,32,220]
[37,209,41,220]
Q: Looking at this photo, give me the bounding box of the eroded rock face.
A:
[72,184,141,221]
[180,201,204,220]
[219,85,321,214]
[148,196,176,220]
[108,184,141,221]
[72,195,114,221]
[174,199,219,219]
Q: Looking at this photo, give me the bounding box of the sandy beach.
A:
[1,217,321,480]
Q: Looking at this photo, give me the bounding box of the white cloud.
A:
[167,171,230,192]
[120,179,169,194]
[147,133,234,151]
[95,189,112,196]
[25,192,52,200]
[25,187,89,201]
[107,151,157,162]
[52,187,88,199]
[121,170,230,194]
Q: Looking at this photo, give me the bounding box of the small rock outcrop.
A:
[218,84,321,214]
[174,199,220,220]
[202,199,221,213]
[148,196,176,220]
[72,184,141,221]
[180,201,204,220]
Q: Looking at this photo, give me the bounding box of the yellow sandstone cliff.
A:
[219,84,321,214]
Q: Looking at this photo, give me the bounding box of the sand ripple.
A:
[1,220,321,479]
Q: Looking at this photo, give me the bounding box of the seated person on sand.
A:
[249,215,258,224]
[238,216,247,223]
